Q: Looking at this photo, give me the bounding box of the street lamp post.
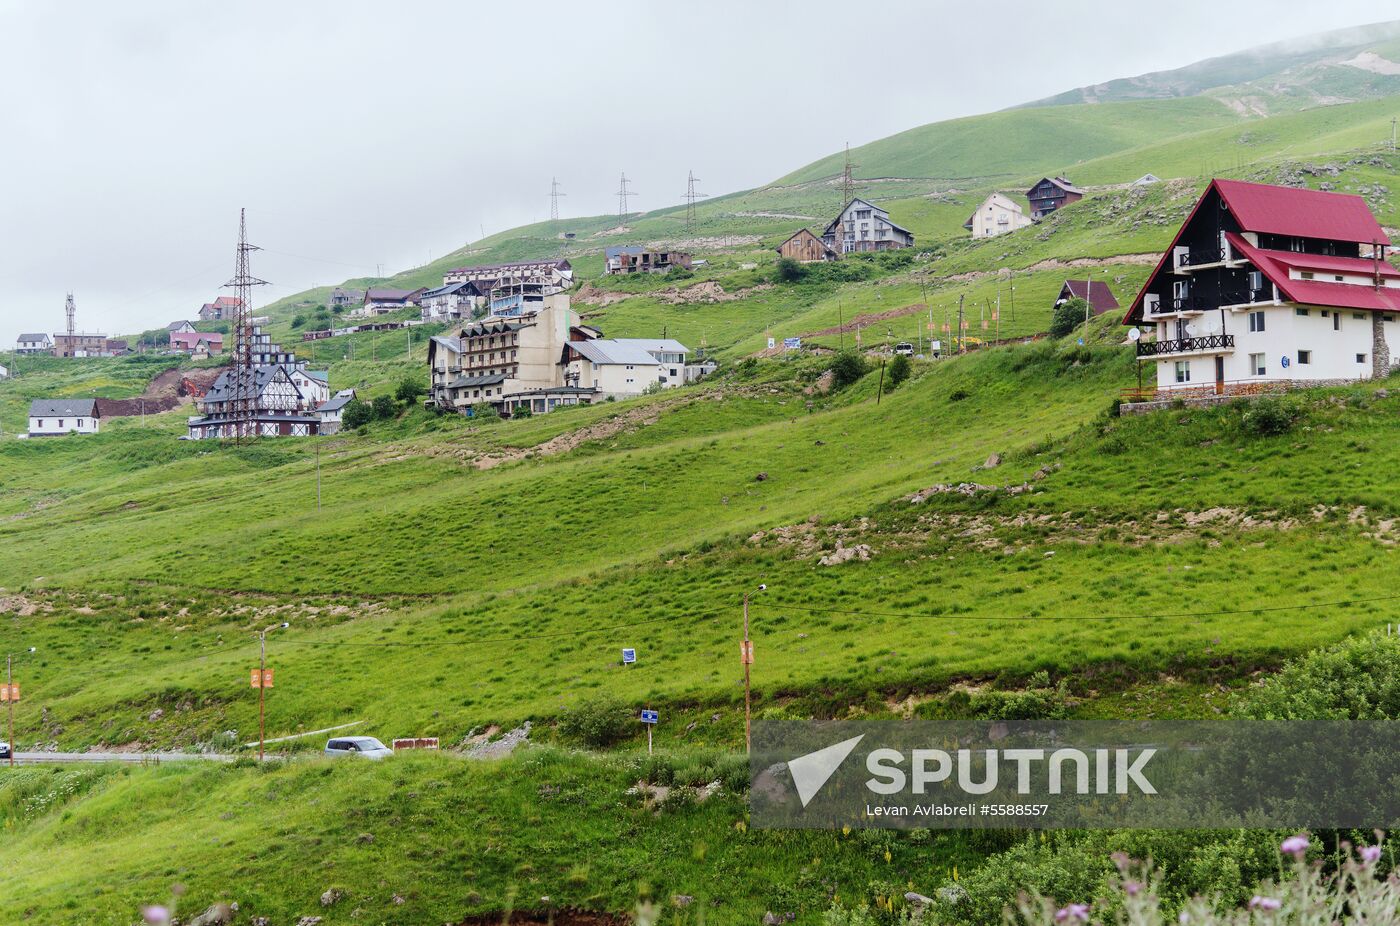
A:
[256,623,289,761]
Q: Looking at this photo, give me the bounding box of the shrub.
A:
[829,352,870,389]
[370,395,397,420]
[512,406,533,419]
[394,377,426,403]
[468,403,498,421]
[885,354,911,391]
[1240,396,1299,437]
[557,696,633,748]
[1050,297,1089,338]
[775,257,807,283]
[1233,630,1400,719]
[340,400,373,430]
[949,387,971,402]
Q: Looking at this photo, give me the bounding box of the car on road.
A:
[893,342,915,356]
[0,741,10,760]
[324,736,392,760]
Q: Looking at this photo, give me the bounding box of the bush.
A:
[885,354,911,391]
[829,351,870,389]
[1233,630,1400,719]
[949,387,971,402]
[290,314,305,328]
[557,696,634,748]
[370,395,397,420]
[1240,396,1300,436]
[1050,297,1089,338]
[468,403,499,420]
[340,400,373,430]
[775,257,807,283]
[511,406,533,419]
[394,377,426,403]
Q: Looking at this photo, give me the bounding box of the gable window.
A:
[1250,353,1266,376]
[1297,350,1312,365]
[1174,361,1191,383]
[1248,310,1266,332]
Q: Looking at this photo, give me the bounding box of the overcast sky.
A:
[0,0,1392,345]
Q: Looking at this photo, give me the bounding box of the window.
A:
[1249,310,1266,332]
[1248,270,1264,293]
[1334,312,1341,331]
[1174,361,1191,383]
[1357,353,1368,364]
[1321,310,1330,318]
[1354,313,1366,320]
[1250,353,1266,376]
[1298,350,1312,365]
[1296,308,1310,316]
[1301,271,1315,280]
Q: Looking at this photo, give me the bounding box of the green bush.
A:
[512,406,533,419]
[1240,396,1300,437]
[340,400,373,430]
[829,352,870,389]
[885,354,911,391]
[1233,630,1400,719]
[469,403,499,421]
[370,395,397,419]
[775,257,807,283]
[394,377,426,403]
[1050,297,1089,338]
[557,696,634,748]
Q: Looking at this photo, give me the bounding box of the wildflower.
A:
[1110,851,1131,871]
[141,907,170,925]
[1280,835,1309,857]
[1178,913,1189,924]
[1124,881,1143,897]
[1248,896,1281,911]
[1054,903,1090,922]
[1361,845,1384,864]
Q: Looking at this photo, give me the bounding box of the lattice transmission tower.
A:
[683,171,708,228]
[549,177,566,224]
[616,172,636,221]
[223,208,269,444]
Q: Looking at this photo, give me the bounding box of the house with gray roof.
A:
[16,333,52,354]
[29,398,100,436]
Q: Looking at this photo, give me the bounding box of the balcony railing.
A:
[1136,334,1235,357]
[1176,246,1230,269]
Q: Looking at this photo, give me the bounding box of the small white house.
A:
[16,333,52,354]
[963,193,1034,238]
[315,389,356,434]
[29,398,100,436]
[563,338,690,398]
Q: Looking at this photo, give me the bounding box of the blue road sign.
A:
[640,709,659,724]
[622,648,637,664]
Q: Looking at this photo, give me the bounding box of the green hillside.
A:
[1024,19,1400,111]
[10,28,1400,926]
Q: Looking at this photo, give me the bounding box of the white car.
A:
[893,342,915,356]
[0,741,10,760]
[324,736,392,760]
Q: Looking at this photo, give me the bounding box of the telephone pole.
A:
[742,593,753,756]
[683,171,708,228]
[616,172,635,222]
[5,648,33,767]
[224,209,269,444]
[254,623,288,761]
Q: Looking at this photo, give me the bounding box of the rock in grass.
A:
[320,888,343,907]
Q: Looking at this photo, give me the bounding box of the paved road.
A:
[10,751,235,765]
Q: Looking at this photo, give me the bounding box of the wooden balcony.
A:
[1136,334,1234,357]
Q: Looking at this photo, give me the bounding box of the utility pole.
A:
[1391,117,1397,151]
[616,172,635,222]
[841,143,856,209]
[549,177,566,227]
[1084,278,1092,327]
[837,299,844,352]
[5,648,33,767]
[683,171,707,228]
[957,295,965,353]
[254,623,288,761]
[316,438,322,512]
[741,587,763,755]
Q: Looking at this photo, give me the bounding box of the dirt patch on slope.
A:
[95,365,225,418]
[457,911,628,926]
[576,280,772,308]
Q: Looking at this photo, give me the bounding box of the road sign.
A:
[783,337,801,350]
[0,683,18,702]
[640,709,659,724]
[250,669,273,689]
[740,640,754,665]
[767,337,776,349]
[621,647,637,664]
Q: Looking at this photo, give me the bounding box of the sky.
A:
[0,0,1393,345]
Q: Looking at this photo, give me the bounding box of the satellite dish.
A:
[1127,327,1142,342]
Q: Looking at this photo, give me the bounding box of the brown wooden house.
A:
[1026,177,1084,219]
[776,228,838,263]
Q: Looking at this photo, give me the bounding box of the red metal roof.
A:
[1225,233,1400,314]
[1061,279,1120,314]
[1215,179,1391,246]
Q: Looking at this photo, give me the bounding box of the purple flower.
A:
[1248,896,1281,912]
[141,907,170,925]
[1280,835,1309,857]
[1054,903,1090,922]
[1361,845,1384,864]
[1123,881,1142,897]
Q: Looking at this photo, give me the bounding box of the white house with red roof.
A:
[1123,179,1399,394]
